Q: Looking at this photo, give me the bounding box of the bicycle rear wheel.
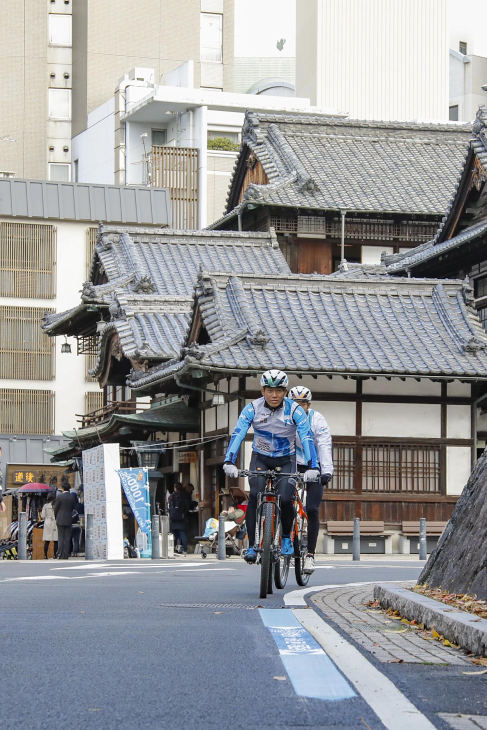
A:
[259,502,274,599]
[294,519,310,587]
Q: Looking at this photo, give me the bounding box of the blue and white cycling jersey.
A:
[224,396,318,467]
[296,408,334,475]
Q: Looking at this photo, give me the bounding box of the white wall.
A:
[296,0,449,122]
[446,446,472,494]
[362,403,441,438]
[361,246,393,265]
[72,99,115,184]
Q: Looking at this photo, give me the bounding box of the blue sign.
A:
[117,468,151,534]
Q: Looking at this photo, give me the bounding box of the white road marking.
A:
[50,562,203,571]
[284,580,413,606]
[0,567,235,582]
[294,608,436,730]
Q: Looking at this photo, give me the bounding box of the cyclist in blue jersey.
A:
[289,385,333,575]
[223,369,320,564]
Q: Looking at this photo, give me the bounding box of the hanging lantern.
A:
[61,336,72,354]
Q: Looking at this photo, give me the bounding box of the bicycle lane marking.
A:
[294,608,436,730]
[259,608,356,701]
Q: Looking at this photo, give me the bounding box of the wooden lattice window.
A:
[0,222,56,298]
[77,335,98,355]
[0,388,54,434]
[85,391,104,414]
[85,353,98,382]
[0,307,55,380]
[151,146,199,228]
[331,442,355,491]
[86,227,98,277]
[363,443,440,493]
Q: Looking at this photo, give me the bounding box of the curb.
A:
[374,583,487,657]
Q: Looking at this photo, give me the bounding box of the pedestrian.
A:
[168,483,188,556]
[53,477,77,560]
[41,491,58,559]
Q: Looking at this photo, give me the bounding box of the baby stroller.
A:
[195,518,246,559]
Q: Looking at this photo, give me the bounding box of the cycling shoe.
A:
[244,547,257,564]
[281,537,293,556]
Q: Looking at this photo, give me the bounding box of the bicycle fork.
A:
[255,491,282,563]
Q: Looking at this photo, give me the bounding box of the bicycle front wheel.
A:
[259,502,274,599]
[294,522,310,587]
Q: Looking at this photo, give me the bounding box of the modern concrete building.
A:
[449,50,487,122]
[72,0,235,138]
[0,178,170,485]
[295,0,450,123]
[0,0,234,181]
[72,63,338,228]
[0,0,73,181]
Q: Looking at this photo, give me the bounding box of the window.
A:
[85,354,98,382]
[151,129,167,147]
[0,222,56,298]
[48,14,72,45]
[73,158,79,182]
[200,13,222,62]
[208,130,239,144]
[49,163,70,181]
[85,391,103,414]
[478,307,487,331]
[48,88,71,119]
[459,41,467,55]
[0,388,54,434]
[475,275,487,299]
[362,443,440,493]
[0,307,55,380]
[86,226,97,276]
[449,105,459,121]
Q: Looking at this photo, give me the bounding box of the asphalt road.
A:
[0,556,485,730]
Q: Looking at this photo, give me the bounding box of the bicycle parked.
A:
[239,468,310,598]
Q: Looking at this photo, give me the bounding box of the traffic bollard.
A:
[353,517,360,561]
[85,513,94,560]
[419,517,427,560]
[18,511,27,561]
[151,515,161,559]
[161,514,169,559]
[218,513,226,560]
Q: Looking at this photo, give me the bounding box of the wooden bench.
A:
[399,521,448,555]
[323,520,392,555]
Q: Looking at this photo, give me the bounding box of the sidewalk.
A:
[311,582,470,666]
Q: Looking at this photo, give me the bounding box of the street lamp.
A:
[131,441,165,470]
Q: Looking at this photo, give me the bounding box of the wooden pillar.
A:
[440,382,447,495]
[354,380,363,518]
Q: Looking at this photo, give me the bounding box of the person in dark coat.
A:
[53,477,77,560]
[168,483,189,556]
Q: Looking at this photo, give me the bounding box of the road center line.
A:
[294,608,436,730]
[259,609,355,701]
[0,567,235,582]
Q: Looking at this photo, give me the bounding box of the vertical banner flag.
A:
[117,468,151,534]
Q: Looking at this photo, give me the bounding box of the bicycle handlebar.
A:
[238,469,302,480]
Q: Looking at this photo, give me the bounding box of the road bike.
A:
[274,475,310,590]
[239,469,309,598]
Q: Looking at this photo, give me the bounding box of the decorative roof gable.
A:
[212,111,472,227]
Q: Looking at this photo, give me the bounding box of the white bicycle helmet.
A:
[289,385,312,401]
[260,369,289,388]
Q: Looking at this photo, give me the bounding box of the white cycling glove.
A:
[304,468,320,483]
[223,463,239,479]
